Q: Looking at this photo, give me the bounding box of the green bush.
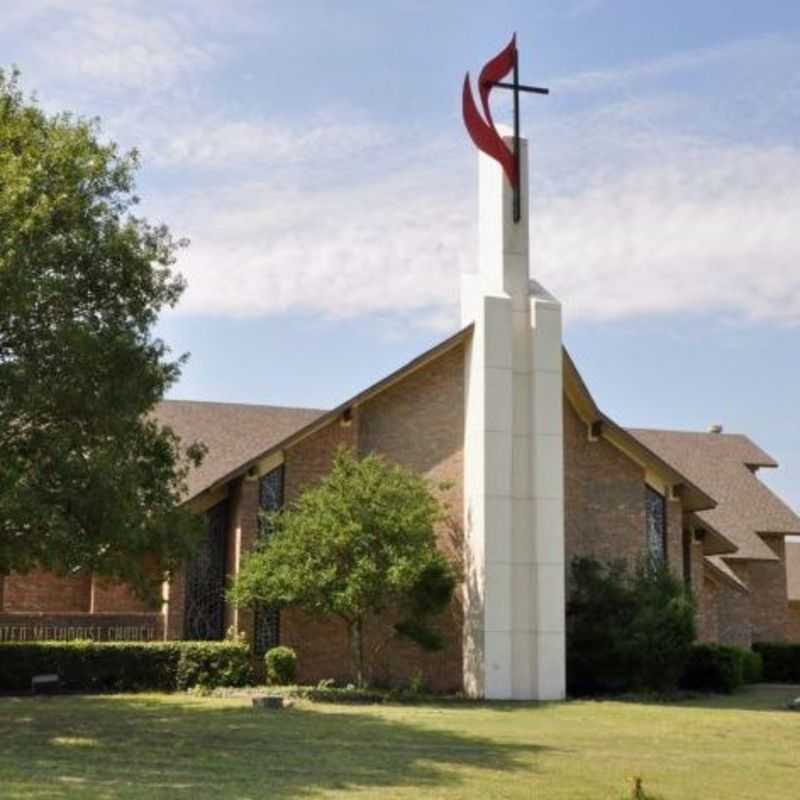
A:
[0,641,253,693]
[264,646,297,685]
[681,644,745,693]
[742,650,763,684]
[752,642,800,683]
[566,557,695,695]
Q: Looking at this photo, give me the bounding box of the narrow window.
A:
[645,486,667,564]
[253,465,284,655]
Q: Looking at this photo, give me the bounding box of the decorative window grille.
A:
[645,486,667,564]
[253,465,284,655]
[184,500,228,640]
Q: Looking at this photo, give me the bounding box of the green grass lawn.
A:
[0,686,797,799]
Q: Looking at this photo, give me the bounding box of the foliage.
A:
[0,641,252,692]
[0,69,204,595]
[230,447,457,687]
[265,646,297,686]
[753,642,800,683]
[680,644,745,693]
[742,649,764,684]
[566,556,696,694]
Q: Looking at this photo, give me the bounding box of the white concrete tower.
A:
[461,132,566,700]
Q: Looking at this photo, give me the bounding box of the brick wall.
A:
[90,577,156,614]
[698,575,719,642]
[564,399,647,566]
[279,344,465,692]
[716,561,753,648]
[3,570,92,613]
[788,602,800,642]
[748,535,788,643]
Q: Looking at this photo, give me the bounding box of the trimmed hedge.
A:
[753,642,800,683]
[0,641,253,693]
[681,643,764,693]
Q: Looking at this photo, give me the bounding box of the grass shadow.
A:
[0,693,554,798]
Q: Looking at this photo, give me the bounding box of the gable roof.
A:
[562,351,718,517]
[159,326,473,504]
[627,429,800,561]
[154,400,324,501]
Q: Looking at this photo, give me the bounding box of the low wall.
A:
[0,612,163,643]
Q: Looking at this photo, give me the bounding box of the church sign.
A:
[0,613,162,643]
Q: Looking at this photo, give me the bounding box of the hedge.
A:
[0,641,253,693]
[681,644,745,693]
[752,642,800,683]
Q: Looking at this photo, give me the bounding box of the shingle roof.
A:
[154,400,324,501]
[787,540,800,602]
[627,429,800,561]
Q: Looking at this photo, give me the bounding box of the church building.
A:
[1,134,798,700]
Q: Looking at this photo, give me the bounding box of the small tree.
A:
[230,448,457,687]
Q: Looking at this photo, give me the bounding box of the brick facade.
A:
[748,535,788,643]
[788,602,800,642]
[564,398,687,578]
[2,570,92,613]
[564,399,647,566]
[280,344,465,692]
[719,562,753,649]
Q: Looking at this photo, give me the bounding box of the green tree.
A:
[231,448,458,687]
[0,69,203,597]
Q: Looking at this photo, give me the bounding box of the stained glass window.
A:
[645,486,667,564]
[184,500,228,640]
[253,465,284,655]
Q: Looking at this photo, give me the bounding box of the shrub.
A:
[264,646,297,685]
[0,641,253,693]
[681,644,744,693]
[752,642,800,683]
[742,650,763,684]
[566,557,695,695]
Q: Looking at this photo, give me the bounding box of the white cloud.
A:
[150,131,800,331]
[32,4,218,91]
[534,143,800,324]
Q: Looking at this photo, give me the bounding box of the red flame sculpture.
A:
[462,34,518,187]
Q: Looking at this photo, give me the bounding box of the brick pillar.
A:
[227,476,260,644]
[666,499,683,578]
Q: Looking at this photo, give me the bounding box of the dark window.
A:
[253,465,284,655]
[184,500,228,640]
[645,486,667,564]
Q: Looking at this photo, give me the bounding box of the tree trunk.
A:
[348,617,365,688]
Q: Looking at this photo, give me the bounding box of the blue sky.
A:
[2,1,799,511]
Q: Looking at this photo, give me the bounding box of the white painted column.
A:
[461,132,565,700]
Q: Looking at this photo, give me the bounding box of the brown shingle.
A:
[628,429,800,561]
[154,400,324,501]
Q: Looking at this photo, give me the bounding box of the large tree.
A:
[0,69,203,596]
[231,448,458,687]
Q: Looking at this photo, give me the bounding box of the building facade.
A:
[2,136,799,696]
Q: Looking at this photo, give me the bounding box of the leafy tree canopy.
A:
[0,69,204,595]
[231,448,458,686]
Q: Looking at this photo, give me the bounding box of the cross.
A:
[462,35,550,223]
[487,43,549,222]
